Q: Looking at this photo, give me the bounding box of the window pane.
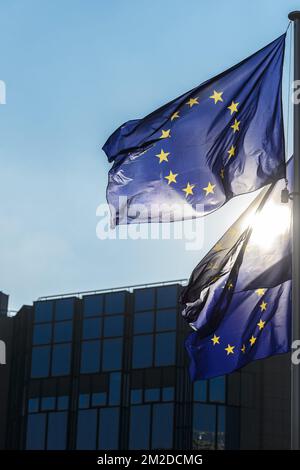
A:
[210,376,225,403]
[162,387,174,402]
[105,292,125,315]
[155,332,176,366]
[41,397,55,411]
[129,405,150,449]
[102,338,123,371]
[52,344,71,376]
[55,298,74,321]
[31,346,50,378]
[103,316,124,337]
[134,289,155,311]
[28,398,39,413]
[217,406,225,450]
[152,403,174,449]
[33,323,52,345]
[109,372,121,405]
[79,394,90,409]
[131,389,142,404]
[57,396,69,410]
[82,318,102,340]
[132,335,153,369]
[98,408,119,450]
[157,286,177,308]
[194,380,207,402]
[193,403,216,450]
[53,321,73,343]
[26,413,46,449]
[83,294,103,317]
[145,388,160,402]
[76,409,97,450]
[34,301,53,323]
[225,406,240,449]
[92,392,106,407]
[134,312,154,334]
[80,341,101,374]
[47,411,67,450]
[156,310,176,331]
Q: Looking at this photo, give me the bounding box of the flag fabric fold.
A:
[180,160,292,380]
[103,35,286,226]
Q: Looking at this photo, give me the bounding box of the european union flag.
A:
[180,159,292,380]
[103,35,286,226]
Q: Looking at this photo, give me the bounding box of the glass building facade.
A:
[1,282,291,450]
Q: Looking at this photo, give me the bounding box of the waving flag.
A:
[103,35,286,226]
[180,160,292,380]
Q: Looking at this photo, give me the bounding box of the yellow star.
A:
[155,149,170,163]
[231,118,240,133]
[186,97,199,107]
[209,90,223,104]
[227,145,236,159]
[171,111,180,121]
[160,129,171,139]
[257,319,266,330]
[203,182,216,196]
[164,170,178,185]
[211,334,220,345]
[213,242,222,252]
[227,100,239,115]
[227,281,234,290]
[256,288,265,297]
[225,344,235,355]
[241,344,246,354]
[260,301,267,312]
[182,182,195,197]
[249,336,257,346]
[220,168,225,179]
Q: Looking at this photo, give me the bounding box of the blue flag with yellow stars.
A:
[180,159,292,380]
[103,35,286,226]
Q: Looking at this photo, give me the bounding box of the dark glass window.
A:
[129,405,150,449]
[131,389,142,404]
[109,372,121,405]
[145,388,160,402]
[80,340,100,374]
[98,408,119,450]
[193,403,216,450]
[28,398,39,413]
[132,335,153,368]
[162,387,175,402]
[53,321,73,343]
[105,292,125,315]
[57,396,69,410]
[26,413,46,449]
[194,380,207,402]
[51,344,71,376]
[33,323,52,345]
[83,294,103,317]
[152,403,174,449]
[55,298,74,321]
[41,397,55,411]
[156,310,176,331]
[155,332,176,366]
[157,286,177,309]
[102,338,123,371]
[209,376,225,403]
[92,392,106,407]
[76,409,97,450]
[217,406,225,450]
[34,301,53,323]
[79,394,90,409]
[31,346,50,378]
[47,411,67,450]
[134,312,154,334]
[134,289,155,311]
[103,316,124,337]
[225,406,240,449]
[82,318,102,340]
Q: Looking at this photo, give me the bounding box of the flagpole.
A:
[288,10,300,450]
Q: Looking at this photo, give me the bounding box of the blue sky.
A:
[0,0,297,311]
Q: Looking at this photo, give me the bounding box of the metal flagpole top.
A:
[288,11,300,21]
